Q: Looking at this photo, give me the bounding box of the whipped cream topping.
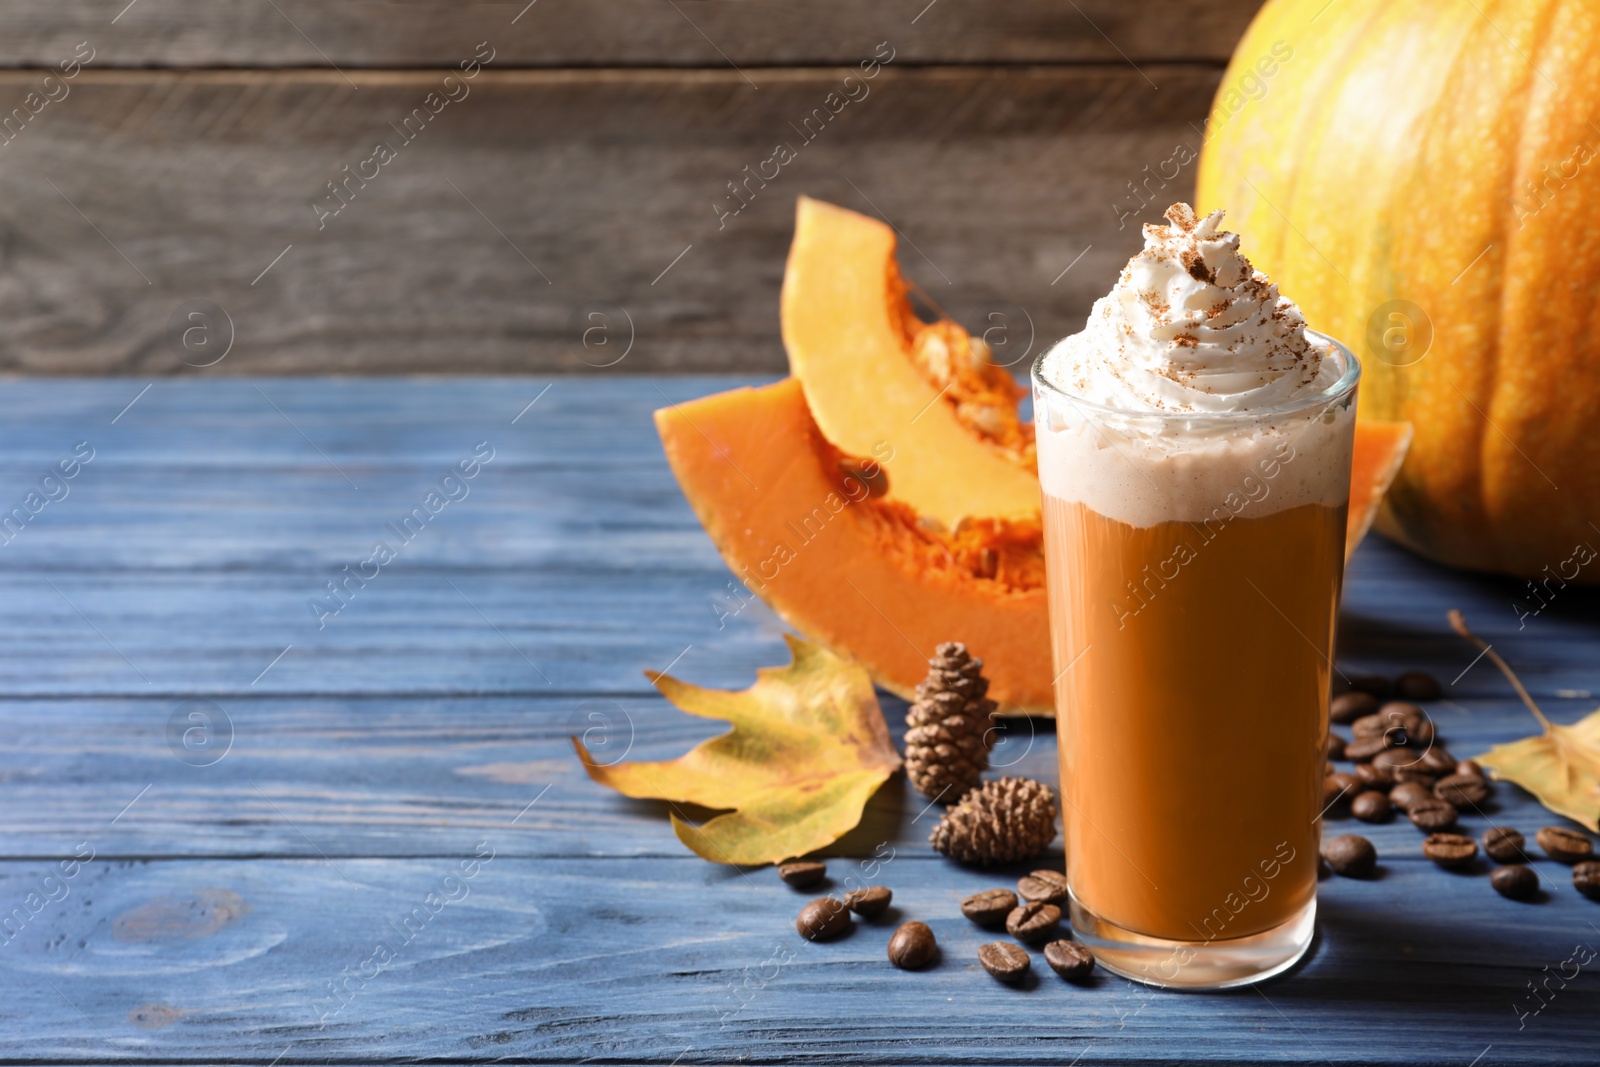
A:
[1032,203,1356,529]
[1041,203,1334,413]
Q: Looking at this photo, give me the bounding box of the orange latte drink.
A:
[1032,204,1358,989]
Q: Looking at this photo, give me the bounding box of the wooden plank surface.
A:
[0,58,1243,374]
[0,0,1274,376]
[1,377,1599,1064]
[3,853,1599,1064]
[0,1,1262,67]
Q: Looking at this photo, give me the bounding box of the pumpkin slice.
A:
[1346,420,1413,559]
[780,197,1041,528]
[656,377,1052,714]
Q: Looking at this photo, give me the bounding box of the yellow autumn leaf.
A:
[572,635,902,865]
[1478,716,1600,832]
[1451,610,1600,831]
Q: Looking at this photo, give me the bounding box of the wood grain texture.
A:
[2,852,1599,1063]
[0,1,1263,67]
[0,378,1592,698]
[0,61,1242,373]
[3,377,1598,1063]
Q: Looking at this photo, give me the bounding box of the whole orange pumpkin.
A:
[1197,0,1600,582]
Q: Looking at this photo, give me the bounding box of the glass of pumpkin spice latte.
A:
[1031,204,1359,989]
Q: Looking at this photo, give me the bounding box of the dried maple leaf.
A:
[572,635,902,865]
[1452,610,1600,831]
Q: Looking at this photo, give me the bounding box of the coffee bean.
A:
[844,886,892,918]
[1017,869,1070,906]
[1348,674,1393,699]
[1375,748,1437,786]
[1385,700,1424,718]
[1389,781,1433,812]
[1323,772,1358,809]
[1330,691,1380,724]
[1417,747,1457,776]
[1351,712,1390,740]
[1573,862,1600,901]
[1433,773,1490,808]
[1491,864,1538,900]
[1326,732,1347,761]
[1354,761,1395,790]
[1043,939,1095,980]
[797,897,851,940]
[1422,832,1478,870]
[1537,826,1595,864]
[979,941,1030,982]
[1481,826,1527,864]
[1408,798,1458,831]
[1369,729,1433,764]
[1380,700,1430,735]
[1323,834,1377,878]
[1395,670,1442,701]
[1391,767,1438,788]
[887,921,937,969]
[1356,703,1420,743]
[1455,759,1486,779]
[779,861,826,888]
[961,888,1017,927]
[1371,748,1415,772]
[1006,901,1062,944]
[1343,735,1392,761]
[1351,790,1393,823]
[1396,706,1436,746]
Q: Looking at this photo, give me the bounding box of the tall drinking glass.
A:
[1032,333,1359,989]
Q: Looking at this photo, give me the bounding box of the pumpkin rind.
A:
[1197,0,1600,579]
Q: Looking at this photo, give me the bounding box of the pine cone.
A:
[930,776,1057,865]
[904,642,997,802]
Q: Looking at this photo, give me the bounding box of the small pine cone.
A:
[904,642,997,802]
[930,776,1057,866]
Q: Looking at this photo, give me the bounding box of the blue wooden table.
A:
[4,377,1599,1065]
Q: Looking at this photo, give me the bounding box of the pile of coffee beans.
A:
[961,870,1096,984]
[783,860,1095,985]
[1322,671,1599,902]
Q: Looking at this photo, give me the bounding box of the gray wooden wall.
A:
[0,0,1264,374]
